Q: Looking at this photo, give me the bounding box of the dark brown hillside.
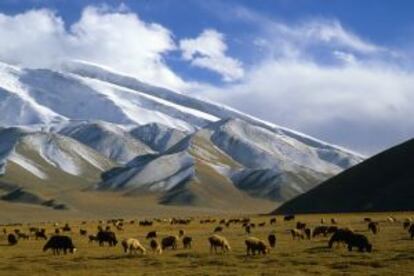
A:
[273,138,414,214]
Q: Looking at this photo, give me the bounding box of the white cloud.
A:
[0,6,187,90]
[179,29,244,82]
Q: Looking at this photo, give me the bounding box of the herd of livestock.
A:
[1,215,414,256]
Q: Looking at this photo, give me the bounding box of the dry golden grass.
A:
[0,212,413,275]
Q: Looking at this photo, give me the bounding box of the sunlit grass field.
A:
[0,212,413,275]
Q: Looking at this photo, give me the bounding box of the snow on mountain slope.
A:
[0,127,115,183]
[58,120,154,164]
[129,123,188,152]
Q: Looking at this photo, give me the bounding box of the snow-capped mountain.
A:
[0,60,364,213]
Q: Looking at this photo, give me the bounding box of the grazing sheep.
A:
[17,232,30,240]
[347,234,372,252]
[304,228,312,240]
[150,239,162,254]
[284,215,295,221]
[182,236,192,249]
[79,229,87,236]
[368,222,380,234]
[329,230,372,252]
[96,230,118,246]
[291,229,304,240]
[245,237,269,255]
[146,231,157,239]
[8,234,18,245]
[313,226,329,238]
[409,224,414,239]
[331,218,338,224]
[214,226,223,233]
[62,224,71,232]
[270,218,276,225]
[258,222,266,227]
[387,217,396,223]
[35,229,47,240]
[268,233,276,248]
[328,228,354,248]
[296,222,306,230]
[88,235,97,243]
[245,225,251,234]
[121,238,146,255]
[43,235,76,255]
[208,235,231,253]
[161,236,178,250]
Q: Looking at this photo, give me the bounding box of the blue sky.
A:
[1,0,414,154]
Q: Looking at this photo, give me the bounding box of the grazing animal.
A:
[320,218,325,224]
[304,228,312,240]
[96,230,118,246]
[328,228,354,248]
[161,236,178,250]
[296,222,306,230]
[284,215,295,221]
[313,226,329,237]
[182,236,192,249]
[88,235,97,243]
[387,217,397,223]
[268,233,276,248]
[54,229,60,234]
[331,218,337,224]
[329,230,372,252]
[245,237,269,255]
[368,222,379,235]
[179,229,185,237]
[43,235,76,255]
[62,224,71,232]
[364,218,372,222]
[245,225,251,234]
[208,235,231,253]
[8,234,18,245]
[291,229,304,240]
[258,222,266,227]
[79,229,87,236]
[403,221,411,229]
[35,229,47,240]
[409,224,414,239]
[214,226,223,233]
[17,232,30,240]
[150,239,162,254]
[121,238,146,255]
[270,218,276,225]
[146,231,157,239]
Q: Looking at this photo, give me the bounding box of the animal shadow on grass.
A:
[304,246,331,254]
[175,252,203,259]
[88,254,142,261]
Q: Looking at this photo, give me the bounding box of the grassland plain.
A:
[0,212,413,275]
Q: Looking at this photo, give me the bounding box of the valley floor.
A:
[0,212,413,275]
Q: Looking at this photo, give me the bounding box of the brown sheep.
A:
[214,226,223,233]
[208,234,231,253]
[368,222,380,234]
[150,239,162,254]
[291,229,304,240]
[409,224,414,239]
[245,237,269,255]
[161,236,178,250]
[121,238,146,255]
[296,222,306,230]
[182,236,192,249]
[268,233,276,248]
[304,228,312,239]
